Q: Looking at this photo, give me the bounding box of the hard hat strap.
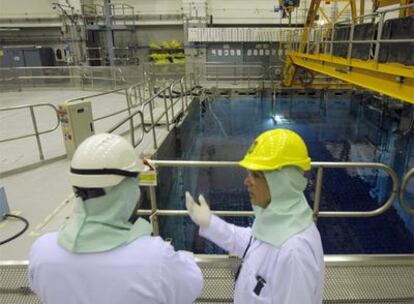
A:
[70,167,138,178]
[73,186,106,201]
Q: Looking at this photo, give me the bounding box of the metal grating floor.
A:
[1,255,413,304]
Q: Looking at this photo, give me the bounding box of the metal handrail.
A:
[0,71,188,173]
[107,77,189,149]
[0,80,151,172]
[137,160,399,235]
[64,82,147,128]
[108,86,169,149]
[107,109,147,148]
[64,85,135,128]
[283,3,414,64]
[0,103,60,161]
[0,68,152,175]
[0,66,134,92]
[311,162,398,217]
[400,168,414,215]
[0,90,133,176]
[65,86,130,103]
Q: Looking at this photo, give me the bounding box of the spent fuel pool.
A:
[156,94,414,254]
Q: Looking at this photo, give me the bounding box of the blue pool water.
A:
[154,92,414,254]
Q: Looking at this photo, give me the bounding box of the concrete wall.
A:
[0,0,58,17]
[0,0,391,25]
[112,0,181,14]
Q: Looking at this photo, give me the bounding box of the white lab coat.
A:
[200,215,324,304]
[29,232,204,304]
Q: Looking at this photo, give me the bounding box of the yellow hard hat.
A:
[239,129,311,171]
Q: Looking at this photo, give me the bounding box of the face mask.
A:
[128,186,146,223]
[58,178,152,253]
[252,167,313,247]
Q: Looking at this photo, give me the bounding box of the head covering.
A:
[239,128,311,171]
[58,178,152,253]
[68,133,145,188]
[252,166,314,247]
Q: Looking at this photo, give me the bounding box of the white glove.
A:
[185,192,212,228]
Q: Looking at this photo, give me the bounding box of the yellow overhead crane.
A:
[281,0,414,104]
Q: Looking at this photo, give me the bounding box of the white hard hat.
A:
[68,133,145,188]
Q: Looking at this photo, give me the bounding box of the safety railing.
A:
[0,71,198,177]
[64,76,186,147]
[283,4,414,66]
[65,85,140,124]
[400,167,414,215]
[0,66,142,92]
[135,160,399,235]
[143,63,186,84]
[81,2,135,25]
[107,76,193,150]
[0,103,60,162]
[176,62,284,91]
[266,65,283,92]
[0,74,164,175]
[0,85,135,174]
[0,78,200,180]
[111,3,135,26]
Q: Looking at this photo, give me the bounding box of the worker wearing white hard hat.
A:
[186,129,324,304]
[29,133,203,304]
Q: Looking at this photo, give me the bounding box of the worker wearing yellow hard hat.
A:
[186,128,325,303]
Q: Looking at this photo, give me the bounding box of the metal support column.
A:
[104,0,115,66]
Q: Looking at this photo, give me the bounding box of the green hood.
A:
[58,178,152,253]
[252,167,313,247]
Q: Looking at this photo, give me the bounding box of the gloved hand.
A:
[185,192,212,228]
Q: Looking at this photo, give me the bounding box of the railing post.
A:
[374,12,385,65]
[138,85,143,104]
[125,88,135,146]
[400,168,414,215]
[149,186,160,236]
[347,22,355,63]
[133,86,138,106]
[180,78,185,112]
[29,106,45,161]
[160,93,170,132]
[168,86,175,121]
[148,96,158,149]
[80,66,85,90]
[183,77,189,108]
[316,28,321,55]
[313,167,324,222]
